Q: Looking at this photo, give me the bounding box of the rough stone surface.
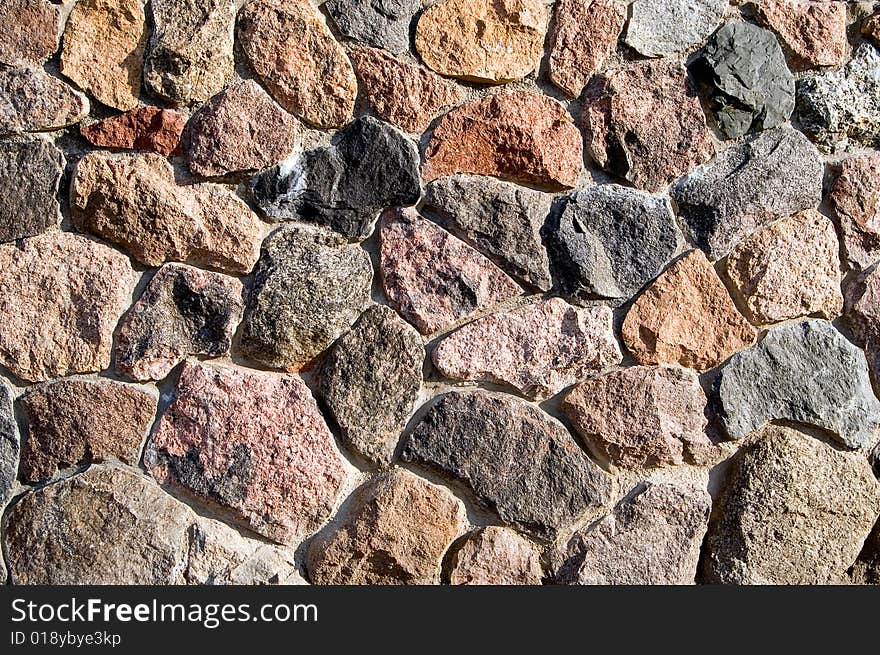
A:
[622,250,755,370]
[318,305,423,465]
[706,425,880,584]
[349,48,464,134]
[422,175,552,290]
[547,0,626,97]
[148,361,348,544]
[251,116,420,240]
[582,60,714,192]
[114,263,245,381]
[326,0,419,54]
[843,262,880,379]
[0,231,135,382]
[0,380,18,506]
[851,519,880,585]
[415,0,548,83]
[449,527,543,585]
[555,483,711,585]
[543,185,679,304]
[562,366,713,469]
[0,138,64,242]
[672,127,824,259]
[380,208,522,335]
[402,390,613,541]
[716,319,880,449]
[70,152,264,274]
[864,11,880,44]
[625,0,726,58]
[831,153,880,269]
[80,106,186,156]
[432,298,622,400]
[423,91,583,190]
[751,0,848,70]
[238,0,357,128]
[19,379,156,481]
[187,79,300,178]
[0,0,60,65]
[240,224,372,370]
[724,210,842,324]
[60,0,147,111]
[0,64,89,134]
[307,469,465,585]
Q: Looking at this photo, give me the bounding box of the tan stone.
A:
[449,527,543,585]
[752,0,848,70]
[0,0,60,65]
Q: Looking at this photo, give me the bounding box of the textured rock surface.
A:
[845,264,880,375]
[562,366,712,469]
[326,0,419,54]
[0,0,59,65]
[380,208,521,335]
[148,361,348,544]
[555,483,711,585]
[716,319,880,449]
[625,0,726,58]
[449,527,543,585]
[240,224,372,369]
[115,263,244,381]
[318,305,423,465]
[80,106,185,155]
[851,520,880,585]
[0,380,18,505]
[71,152,264,274]
[751,0,848,70]
[0,231,135,382]
[0,138,64,242]
[187,79,300,178]
[432,298,621,400]
[831,154,880,268]
[307,469,465,585]
[865,11,880,44]
[251,116,420,240]
[423,91,583,190]
[622,250,755,370]
[402,390,613,540]
[0,64,89,134]
[706,426,880,584]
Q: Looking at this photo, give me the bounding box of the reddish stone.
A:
[0,0,60,65]
[752,0,848,70]
[80,106,186,156]
[830,154,880,269]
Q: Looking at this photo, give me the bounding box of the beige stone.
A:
[449,527,543,585]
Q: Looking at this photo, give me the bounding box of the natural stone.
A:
[0,231,135,382]
[114,263,244,381]
[0,138,64,242]
[240,224,372,370]
[423,91,583,190]
[625,0,726,58]
[148,361,348,544]
[449,527,543,585]
[70,152,264,274]
[380,208,522,335]
[562,366,713,469]
[831,153,880,268]
[325,0,419,54]
[432,298,622,400]
[843,262,880,378]
[250,116,420,240]
[621,250,755,370]
[864,11,880,44]
[402,390,613,540]
[716,319,880,449]
[307,469,465,585]
[751,0,848,70]
[851,519,880,585]
[238,0,357,128]
[0,380,18,505]
[0,0,60,65]
[672,127,824,259]
[706,425,880,584]
[80,106,186,156]
[318,305,423,465]
[0,64,89,134]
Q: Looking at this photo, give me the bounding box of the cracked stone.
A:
[831,153,880,269]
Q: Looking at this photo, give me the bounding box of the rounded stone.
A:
[449,527,543,586]
[624,0,726,58]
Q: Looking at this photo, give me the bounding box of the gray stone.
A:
[0,138,63,242]
[624,0,727,58]
[325,0,419,54]
[0,379,18,506]
[0,64,89,134]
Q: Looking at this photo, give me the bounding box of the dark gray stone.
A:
[0,137,63,242]
[0,378,18,506]
[325,0,419,55]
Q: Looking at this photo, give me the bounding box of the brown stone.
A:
[0,0,60,65]
[752,0,848,70]
[449,527,543,585]
[864,11,880,44]
[831,153,880,269]
[80,106,186,156]
[0,65,89,135]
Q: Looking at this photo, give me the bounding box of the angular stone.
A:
[0,138,64,242]
[0,380,18,506]
[318,305,423,465]
[60,0,147,111]
[349,48,464,134]
[325,0,419,54]
[751,0,848,70]
[716,319,880,449]
[672,127,824,259]
[449,527,543,585]
[543,185,680,304]
[831,153,880,268]
[380,208,522,335]
[851,519,880,585]
[251,116,420,240]
[844,262,880,378]
[238,0,357,128]
[706,425,880,584]
[0,231,135,382]
[402,390,613,540]
[547,0,626,97]
[114,263,244,381]
[625,0,726,58]
[864,11,880,44]
[187,79,300,178]
[144,0,235,105]
[0,64,89,134]
[622,250,755,370]
[692,21,795,139]
[19,379,157,481]
[307,469,465,585]
[148,361,348,544]
[555,483,711,585]
[582,60,714,192]
[423,91,583,190]
[422,175,551,290]
[70,152,264,274]
[562,366,713,469]
[4,467,299,584]
[0,0,60,65]
[240,224,372,370]
[80,106,186,156]
[724,210,842,324]
[432,298,622,400]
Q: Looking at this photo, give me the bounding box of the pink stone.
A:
[80,106,186,156]
[830,154,880,269]
[0,0,60,65]
[449,527,543,585]
[752,0,848,70]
